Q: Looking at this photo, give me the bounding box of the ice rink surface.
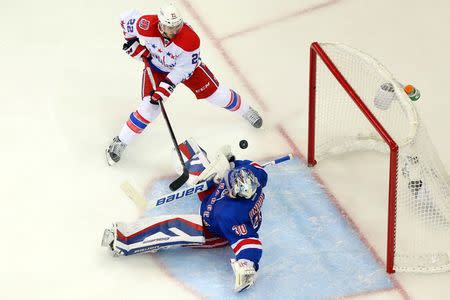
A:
[1,0,449,299]
[144,160,393,299]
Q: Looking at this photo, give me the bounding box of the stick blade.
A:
[120,181,147,211]
[169,169,190,191]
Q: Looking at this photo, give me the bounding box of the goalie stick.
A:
[145,65,189,191]
[121,154,294,212]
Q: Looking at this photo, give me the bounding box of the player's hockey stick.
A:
[121,154,293,212]
[145,65,189,191]
[260,153,293,167]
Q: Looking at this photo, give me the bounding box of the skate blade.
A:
[101,229,114,247]
[105,149,116,166]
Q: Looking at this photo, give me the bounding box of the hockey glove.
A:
[194,146,233,185]
[122,38,150,61]
[230,259,257,292]
[150,78,176,104]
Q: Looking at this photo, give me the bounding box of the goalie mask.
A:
[225,168,260,199]
[157,3,184,39]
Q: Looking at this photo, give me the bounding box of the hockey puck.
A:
[239,140,248,149]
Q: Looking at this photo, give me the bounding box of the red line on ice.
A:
[218,0,342,41]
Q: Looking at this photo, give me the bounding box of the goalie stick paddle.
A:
[261,153,293,167]
[145,66,189,191]
[121,153,294,212]
[120,181,147,211]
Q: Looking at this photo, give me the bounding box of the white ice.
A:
[1,0,449,299]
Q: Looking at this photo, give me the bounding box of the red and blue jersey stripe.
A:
[231,238,262,271]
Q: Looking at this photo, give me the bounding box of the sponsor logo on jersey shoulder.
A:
[139,18,150,30]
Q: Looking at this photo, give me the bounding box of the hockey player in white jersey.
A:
[102,141,268,292]
[106,4,263,165]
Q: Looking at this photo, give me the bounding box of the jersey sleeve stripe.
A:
[234,244,263,256]
[231,238,262,255]
[250,162,263,169]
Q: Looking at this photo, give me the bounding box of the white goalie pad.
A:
[173,137,210,186]
[173,138,233,186]
[112,214,205,256]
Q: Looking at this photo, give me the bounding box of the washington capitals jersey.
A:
[120,10,201,85]
[200,160,268,270]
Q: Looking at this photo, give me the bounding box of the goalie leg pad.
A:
[186,228,229,248]
[175,138,210,185]
[113,214,205,256]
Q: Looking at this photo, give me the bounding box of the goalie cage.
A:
[307,42,450,273]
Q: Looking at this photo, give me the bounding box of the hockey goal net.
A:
[308,42,450,273]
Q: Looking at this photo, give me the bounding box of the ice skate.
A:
[242,107,263,128]
[105,136,127,166]
[101,225,123,256]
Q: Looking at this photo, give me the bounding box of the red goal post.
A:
[307,42,450,273]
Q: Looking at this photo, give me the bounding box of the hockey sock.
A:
[119,110,150,145]
[118,97,161,145]
[205,85,250,116]
[223,89,249,115]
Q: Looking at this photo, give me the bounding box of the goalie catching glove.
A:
[230,259,257,292]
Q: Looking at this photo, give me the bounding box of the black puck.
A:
[239,140,248,149]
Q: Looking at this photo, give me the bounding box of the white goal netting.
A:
[312,42,450,272]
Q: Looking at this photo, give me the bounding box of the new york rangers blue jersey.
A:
[200,160,268,270]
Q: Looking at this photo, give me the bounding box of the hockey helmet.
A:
[225,167,260,199]
[158,3,183,39]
